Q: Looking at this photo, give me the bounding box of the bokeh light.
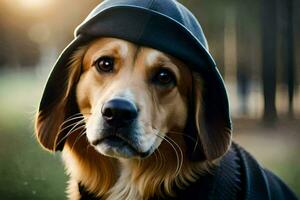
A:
[11,0,53,10]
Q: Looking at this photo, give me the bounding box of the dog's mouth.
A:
[92,134,151,158]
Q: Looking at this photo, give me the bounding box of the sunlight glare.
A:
[17,0,53,10]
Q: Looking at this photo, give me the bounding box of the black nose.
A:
[101,98,138,127]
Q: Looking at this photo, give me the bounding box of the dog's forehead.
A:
[141,49,171,66]
[83,38,131,65]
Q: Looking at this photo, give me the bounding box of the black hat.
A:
[38,0,231,160]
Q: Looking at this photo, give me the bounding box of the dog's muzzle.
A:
[90,98,150,158]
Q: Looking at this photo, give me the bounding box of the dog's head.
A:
[35,37,231,162]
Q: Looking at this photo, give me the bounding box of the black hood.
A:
[38,0,232,156]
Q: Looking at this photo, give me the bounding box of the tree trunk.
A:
[261,0,278,123]
[284,0,295,118]
[236,0,252,116]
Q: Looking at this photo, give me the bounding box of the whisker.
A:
[65,113,84,119]
[168,130,199,153]
[164,137,181,176]
[55,119,86,149]
[60,113,85,126]
[59,116,86,134]
[142,124,181,175]
[154,148,164,171]
[154,132,181,176]
[144,123,197,167]
[164,135,184,176]
[139,122,186,175]
[60,112,91,128]
[60,115,84,126]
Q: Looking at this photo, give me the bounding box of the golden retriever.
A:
[35,37,231,200]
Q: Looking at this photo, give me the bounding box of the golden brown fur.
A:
[35,38,230,200]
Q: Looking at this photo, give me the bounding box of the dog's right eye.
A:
[94,56,115,73]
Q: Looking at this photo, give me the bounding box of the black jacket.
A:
[79,143,298,200]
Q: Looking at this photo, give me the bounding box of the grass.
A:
[0,70,299,199]
[0,70,67,200]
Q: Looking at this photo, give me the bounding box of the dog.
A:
[35,0,297,199]
[39,37,214,199]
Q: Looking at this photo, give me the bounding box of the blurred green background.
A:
[0,0,299,199]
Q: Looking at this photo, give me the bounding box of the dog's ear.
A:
[190,71,232,161]
[35,47,86,152]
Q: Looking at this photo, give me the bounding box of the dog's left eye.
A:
[94,56,115,73]
[152,68,176,87]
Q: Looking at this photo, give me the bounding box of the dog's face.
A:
[76,38,192,159]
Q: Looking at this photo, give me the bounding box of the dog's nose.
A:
[101,99,138,127]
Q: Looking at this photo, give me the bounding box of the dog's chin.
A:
[92,136,153,159]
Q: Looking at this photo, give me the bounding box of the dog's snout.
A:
[102,99,138,127]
